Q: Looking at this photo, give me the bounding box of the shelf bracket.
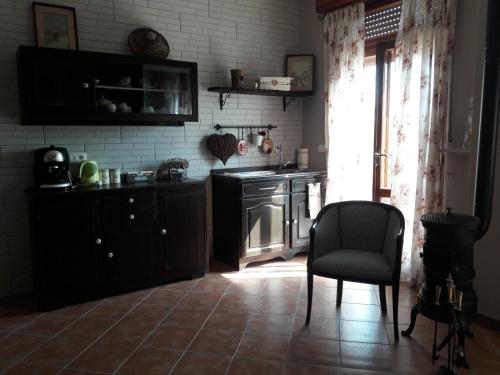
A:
[219,91,231,111]
[283,95,295,112]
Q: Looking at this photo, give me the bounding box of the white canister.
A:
[109,168,121,184]
[298,148,309,169]
[100,168,110,185]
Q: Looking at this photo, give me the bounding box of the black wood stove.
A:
[402,210,480,371]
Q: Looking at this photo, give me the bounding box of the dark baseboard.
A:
[477,313,500,331]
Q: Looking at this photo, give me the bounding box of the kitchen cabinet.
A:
[212,167,326,270]
[17,46,198,125]
[27,180,207,310]
[242,194,290,258]
[158,187,206,280]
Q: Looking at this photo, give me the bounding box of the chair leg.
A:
[392,282,400,341]
[379,285,387,314]
[306,272,313,324]
[336,280,343,307]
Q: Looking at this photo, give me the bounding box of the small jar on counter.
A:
[298,148,309,169]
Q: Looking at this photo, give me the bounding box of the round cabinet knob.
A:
[161,229,167,235]
[285,220,290,225]
[129,214,135,220]
[128,198,134,204]
[95,238,102,245]
[107,252,114,259]
[293,219,298,224]
[83,82,89,88]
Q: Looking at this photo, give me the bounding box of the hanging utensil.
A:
[237,127,249,156]
[262,128,273,154]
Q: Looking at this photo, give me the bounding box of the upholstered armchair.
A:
[305,201,405,340]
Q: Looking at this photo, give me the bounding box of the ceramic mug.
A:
[254,134,264,146]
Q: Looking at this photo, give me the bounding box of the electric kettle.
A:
[78,161,99,186]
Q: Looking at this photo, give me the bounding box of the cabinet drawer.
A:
[100,192,156,227]
[242,181,289,197]
[291,178,325,193]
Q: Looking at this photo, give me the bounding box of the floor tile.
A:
[142,289,187,306]
[51,301,99,319]
[60,369,106,375]
[191,278,232,293]
[116,347,182,375]
[340,367,394,375]
[258,295,298,315]
[343,282,376,291]
[237,333,290,361]
[163,306,211,328]
[247,313,295,336]
[159,278,199,291]
[171,352,232,374]
[340,320,389,344]
[340,341,396,373]
[19,314,75,337]
[297,299,339,319]
[204,308,252,332]
[228,357,283,375]
[385,323,447,346]
[142,323,198,351]
[0,334,47,361]
[99,318,156,346]
[315,277,338,288]
[68,339,137,373]
[4,363,60,374]
[388,306,433,327]
[287,337,340,367]
[340,289,379,305]
[218,294,261,312]
[284,362,340,375]
[0,310,42,334]
[24,336,93,368]
[338,303,388,323]
[300,285,338,302]
[188,328,242,355]
[226,279,268,296]
[177,292,223,311]
[294,316,340,340]
[262,278,302,298]
[59,318,114,341]
[84,301,132,321]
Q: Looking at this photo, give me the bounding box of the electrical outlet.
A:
[70,152,87,162]
[317,144,326,153]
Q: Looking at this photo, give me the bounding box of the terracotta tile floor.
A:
[0,255,499,374]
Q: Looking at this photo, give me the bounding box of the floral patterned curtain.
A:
[389,0,457,282]
[324,4,371,203]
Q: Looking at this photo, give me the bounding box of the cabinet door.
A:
[102,226,155,293]
[34,197,98,306]
[159,188,206,277]
[242,195,290,258]
[19,48,92,116]
[291,193,314,248]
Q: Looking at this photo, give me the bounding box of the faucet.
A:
[275,145,292,170]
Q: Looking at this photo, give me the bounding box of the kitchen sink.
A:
[223,170,277,178]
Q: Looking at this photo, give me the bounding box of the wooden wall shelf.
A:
[207,87,313,112]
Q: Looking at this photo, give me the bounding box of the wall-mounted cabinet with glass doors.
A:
[16,46,198,125]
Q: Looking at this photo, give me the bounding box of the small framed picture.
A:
[286,54,315,92]
[33,2,79,50]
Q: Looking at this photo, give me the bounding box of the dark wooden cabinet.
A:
[17,46,198,125]
[158,187,206,279]
[101,226,155,294]
[242,194,290,257]
[212,168,326,270]
[27,180,207,310]
[33,197,98,305]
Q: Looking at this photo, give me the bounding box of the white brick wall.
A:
[0,0,306,297]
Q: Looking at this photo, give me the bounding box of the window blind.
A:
[365,4,401,40]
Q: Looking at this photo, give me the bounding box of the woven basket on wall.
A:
[128,28,169,59]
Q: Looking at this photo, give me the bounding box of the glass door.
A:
[142,65,193,116]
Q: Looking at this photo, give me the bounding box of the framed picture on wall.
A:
[286,54,315,92]
[33,2,79,50]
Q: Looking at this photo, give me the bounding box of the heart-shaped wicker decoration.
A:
[207,133,237,165]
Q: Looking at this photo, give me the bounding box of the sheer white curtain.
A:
[389,0,456,282]
[324,3,373,204]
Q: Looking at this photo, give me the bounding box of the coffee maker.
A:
[34,146,71,189]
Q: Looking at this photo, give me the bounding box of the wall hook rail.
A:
[214,124,277,131]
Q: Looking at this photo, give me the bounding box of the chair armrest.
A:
[308,206,341,266]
